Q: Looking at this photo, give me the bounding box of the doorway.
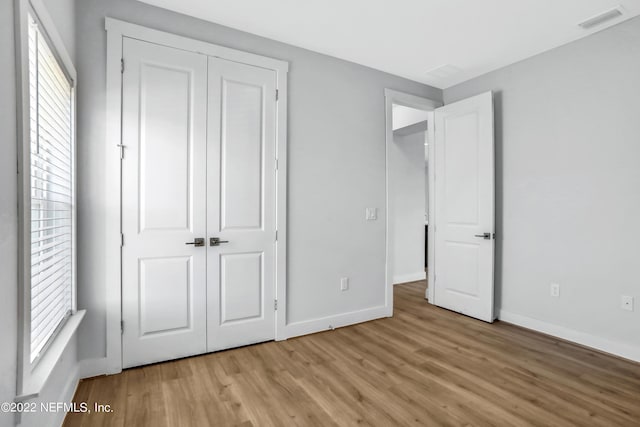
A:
[389,105,430,286]
[385,89,496,322]
[385,90,440,305]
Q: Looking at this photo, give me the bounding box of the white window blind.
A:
[28,15,75,363]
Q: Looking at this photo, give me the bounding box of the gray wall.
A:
[43,0,76,63]
[444,16,640,352]
[1,1,79,426]
[389,131,426,284]
[75,0,442,360]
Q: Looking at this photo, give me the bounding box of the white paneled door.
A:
[121,38,208,368]
[433,92,495,322]
[206,58,276,352]
[121,39,277,368]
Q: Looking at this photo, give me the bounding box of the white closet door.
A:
[206,57,277,352]
[121,38,208,368]
[433,91,495,322]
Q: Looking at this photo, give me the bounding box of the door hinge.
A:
[121,58,124,74]
[117,144,125,159]
[275,158,279,170]
[275,89,279,101]
[121,321,124,334]
[274,299,278,310]
[275,230,278,242]
[120,233,124,247]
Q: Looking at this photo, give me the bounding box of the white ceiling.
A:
[138,0,640,89]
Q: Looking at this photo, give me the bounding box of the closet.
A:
[119,38,277,368]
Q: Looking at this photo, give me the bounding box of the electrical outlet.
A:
[550,283,560,298]
[340,277,349,291]
[621,296,634,312]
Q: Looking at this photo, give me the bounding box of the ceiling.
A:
[138,0,640,89]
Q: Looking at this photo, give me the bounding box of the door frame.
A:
[104,18,289,375]
[384,89,441,311]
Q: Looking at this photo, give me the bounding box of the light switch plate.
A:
[366,208,378,221]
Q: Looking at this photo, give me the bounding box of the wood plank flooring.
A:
[65,281,640,426]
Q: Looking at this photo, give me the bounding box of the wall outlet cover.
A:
[550,283,560,298]
[340,277,349,291]
[621,295,634,312]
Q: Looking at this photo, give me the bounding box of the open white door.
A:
[433,91,495,322]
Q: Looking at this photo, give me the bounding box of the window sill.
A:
[16,310,86,402]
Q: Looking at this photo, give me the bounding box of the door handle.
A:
[474,233,491,240]
[185,238,205,247]
[210,237,229,246]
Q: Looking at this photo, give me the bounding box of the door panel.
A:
[121,38,208,368]
[220,252,263,323]
[442,242,479,297]
[444,112,479,224]
[207,57,277,352]
[434,91,495,322]
[139,64,193,232]
[221,80,264,230]
[139,257,192,334]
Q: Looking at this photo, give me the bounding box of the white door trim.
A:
[103,18,288,375]
[384,89,442,314]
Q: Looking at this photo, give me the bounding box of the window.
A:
[27,13,75,364]
[15,1,83,400]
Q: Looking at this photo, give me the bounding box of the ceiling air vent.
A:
[578,6,623,29]
[425,64,461,80]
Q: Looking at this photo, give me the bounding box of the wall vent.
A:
[425,64,461,80]
[578,6,623,29]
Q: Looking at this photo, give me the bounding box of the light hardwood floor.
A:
[65,281,640,426]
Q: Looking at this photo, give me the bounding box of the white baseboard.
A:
[393,272,426,285]
[79,357,110,379]
[79,306,390,377]
[282,305,389,339]
[498,309,640,363]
